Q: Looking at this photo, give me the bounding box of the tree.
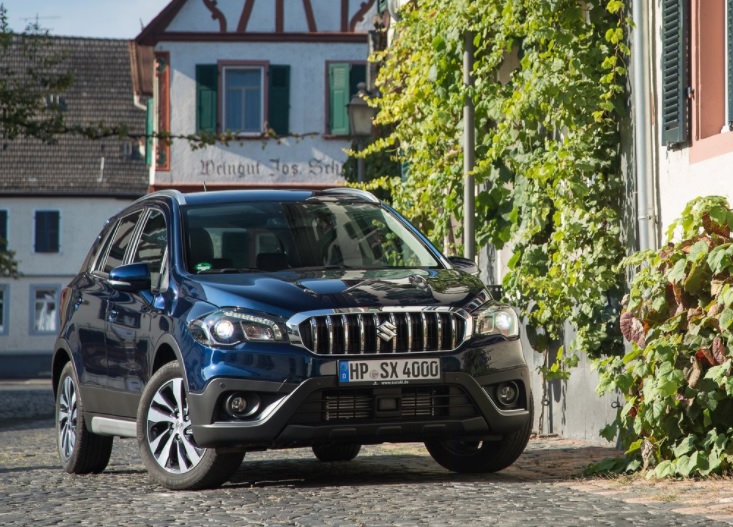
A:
[366,0,631,370]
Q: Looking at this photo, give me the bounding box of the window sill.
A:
[690,130,733,164]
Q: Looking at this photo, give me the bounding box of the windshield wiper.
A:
[197,267,258,274]
[289,264,354,271]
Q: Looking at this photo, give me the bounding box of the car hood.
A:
[181,268,486,319]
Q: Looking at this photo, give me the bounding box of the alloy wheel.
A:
[57,375,78,461]
[145,377,205,474]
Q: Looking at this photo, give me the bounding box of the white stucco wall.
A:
[0,196,135,357]
[657,144,733,240]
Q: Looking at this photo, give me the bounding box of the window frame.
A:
[0,284,8,336]
[29,284,60,336]
[219,61,269,136]
[34,209,61,254]
[685,0,733,162]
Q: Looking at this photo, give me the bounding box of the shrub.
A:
[595,196,733,477]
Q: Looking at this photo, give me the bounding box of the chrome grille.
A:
[323,392,371,421]
[296,310,468,355]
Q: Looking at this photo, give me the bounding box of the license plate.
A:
[338,358,441,385]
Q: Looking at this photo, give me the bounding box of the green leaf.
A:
[673,436,696,458]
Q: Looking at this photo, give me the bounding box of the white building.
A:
[0,38,149,378]
[134,0,380,191]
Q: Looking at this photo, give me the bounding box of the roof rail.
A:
[322,187,380,204]
[135,189,187,205]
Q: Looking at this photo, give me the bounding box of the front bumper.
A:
[188,357,531,449]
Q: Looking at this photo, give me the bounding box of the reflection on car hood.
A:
[182,268,485,318]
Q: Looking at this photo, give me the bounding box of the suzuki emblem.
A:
[376,321,397,342]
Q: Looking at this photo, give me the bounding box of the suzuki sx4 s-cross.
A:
[52,188,532,490]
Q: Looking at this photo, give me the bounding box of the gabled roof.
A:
[135,0,185,46]
[0,36,148,197]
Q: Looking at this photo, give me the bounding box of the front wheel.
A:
[55,362,113,474]
[137,362,244,490]
[425,396,533,473]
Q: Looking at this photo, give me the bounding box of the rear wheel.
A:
[56,362,113,474]
[312,443,361,462]
[425,395,533,473]
[137,362,244,490]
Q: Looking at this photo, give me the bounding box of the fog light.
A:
[496,382,520,407]
[225,392,261,418]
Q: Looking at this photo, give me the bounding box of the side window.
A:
[132,210,167,290]
[101,212,142,274]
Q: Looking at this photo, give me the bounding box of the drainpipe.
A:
[633,0,656,251]
[463,30,476,260]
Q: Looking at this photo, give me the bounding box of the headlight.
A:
[473,305,519,339]
[189,309,288,347]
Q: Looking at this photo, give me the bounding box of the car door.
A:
[72,221,116,394]
[105,208,168,418]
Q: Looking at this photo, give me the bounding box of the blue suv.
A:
[52,188,532,490]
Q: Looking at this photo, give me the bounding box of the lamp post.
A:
[347,82,376,183]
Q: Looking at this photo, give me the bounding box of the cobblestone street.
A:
[2,411,733,527]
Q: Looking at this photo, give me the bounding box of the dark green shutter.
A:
[268,65,290,136]
[329,63,350,135]
[728,0,733,128]
[145,99,154,166]
[196,64,218,134]
[35,211,59,253]
[0,210,6,252]
[661,0,688,146]
[377,0,388,14]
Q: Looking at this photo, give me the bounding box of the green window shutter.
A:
[145,98,154,166]
[268,65,290,136]
[728,0,733,127]
[661,0,688,146]
[329,63,350,135]
[196,64,218,134]
[377,0,388,14]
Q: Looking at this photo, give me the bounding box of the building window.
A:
[0,210,7,252]
[327,62,366,136]
[31,286,59,334]
[35,210,60,253]
[0,285,7,335]
[223,67,264,134]
[196,63,290,136]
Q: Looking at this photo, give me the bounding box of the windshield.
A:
[182,198,441,273]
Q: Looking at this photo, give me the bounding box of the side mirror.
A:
[447,256,479,276]
[109,263,152,292]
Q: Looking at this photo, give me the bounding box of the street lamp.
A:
[346,82,376,183]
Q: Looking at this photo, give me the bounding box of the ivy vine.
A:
[364,0,631,373]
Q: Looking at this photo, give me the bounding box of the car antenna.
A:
[202,181,208,192]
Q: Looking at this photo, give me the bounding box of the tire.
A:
[137,362,244,490]
[56,362,113,474]
[312,443,362,462]
[425,394,533,473]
